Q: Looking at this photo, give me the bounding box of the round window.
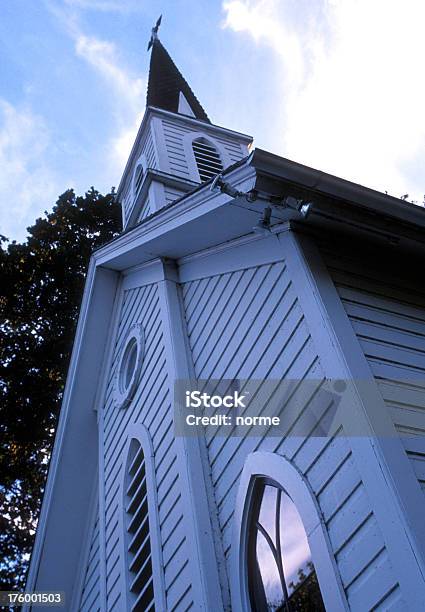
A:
[115,324,144,409]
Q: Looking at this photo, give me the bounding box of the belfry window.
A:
[247,478,325,612]
[125,439,155,611]
[192,137,223,182]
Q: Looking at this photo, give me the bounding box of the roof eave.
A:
[250,148,425,231]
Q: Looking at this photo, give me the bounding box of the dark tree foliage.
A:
[0,188,121,590]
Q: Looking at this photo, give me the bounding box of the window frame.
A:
[114,323,144,409]
[191,137,224,182]
[182,131,231,183]
[132,154,147,198]
[230,451,348,612]
[119,423,166,612]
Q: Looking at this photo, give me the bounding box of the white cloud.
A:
[0,100,60,241]
[73,32,144,176]
[47,2,145,175]
[64,0,142,12]
[223,0,425,202]
[75,34,144,115]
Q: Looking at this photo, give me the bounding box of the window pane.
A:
[258,484,277,544]
[248,479,326,612]
[279,490,312,595]
[256,529,284,610]
[125,339,137,389]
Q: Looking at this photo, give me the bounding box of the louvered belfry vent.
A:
[125,441,155,612]
[192,138,223,182]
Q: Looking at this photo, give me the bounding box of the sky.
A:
[1,0,425,242]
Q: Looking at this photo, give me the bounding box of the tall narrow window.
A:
[192,137,223,182]
[247,478,325,612]
[124,439,155,612]
[134,163,145,196]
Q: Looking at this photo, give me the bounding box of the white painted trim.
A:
[230,452,349,612]
[182,130,232,183]
[95,162,258,270]
[25,265,119,603]
[70,480,99,611]
[178,232,283,283]
[157,260,225,611]
[97,411,108,612]
[147,180,165,212]
[113,323,145,409]
[118,422,167,612]
[151,116,171,175]
[122,257,178,290]
[280,228,425,607]
[96,277,123,611]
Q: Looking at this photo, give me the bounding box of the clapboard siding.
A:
[182,258,400,610]
[123,124,157,225]
[101,281,192,610]
[137,197,151,222]
[321,244,425,498]
[162,120,191,179]
[161,118,246,181]
[78,504,101,612]
[164,186,185,205]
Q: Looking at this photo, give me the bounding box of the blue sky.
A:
[1,0,425,241]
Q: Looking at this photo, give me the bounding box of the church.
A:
[26,22,425,612]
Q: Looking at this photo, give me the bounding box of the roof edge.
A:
[250,148,425,230]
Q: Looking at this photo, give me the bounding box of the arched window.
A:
[133,163,144,196]
[132,154,147,198]
[122,426,166,611]
[247,478,325,611]
[124,439,154,610]
[192,137,223,182]
[231,452,348,612]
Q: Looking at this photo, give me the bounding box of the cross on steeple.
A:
[147,15,162,51]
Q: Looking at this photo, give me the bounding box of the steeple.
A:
[146,37,210,123]
[117,18,252,229]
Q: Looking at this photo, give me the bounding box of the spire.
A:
[146,20,210,123]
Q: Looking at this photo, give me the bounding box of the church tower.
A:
[26,19,425,612]
[118,29,252,229]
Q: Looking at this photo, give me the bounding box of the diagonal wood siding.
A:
[101,282,193,611]
[182,259,403,611]
[78,503,101,612]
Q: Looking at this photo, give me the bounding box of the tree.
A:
[0,188,121,590]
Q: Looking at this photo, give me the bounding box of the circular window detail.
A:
[115,324,145,409]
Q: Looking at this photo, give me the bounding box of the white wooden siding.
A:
[164,186,185,206]
[162,120,191,180]
[123,125,157,226]
[137,198,151,223]
[161,118,246,181]
[321,245,425,499]
[78,504,101,612]
[101,282,193,611]
[181,259,401,610]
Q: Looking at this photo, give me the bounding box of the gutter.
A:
[250,149,425,230]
